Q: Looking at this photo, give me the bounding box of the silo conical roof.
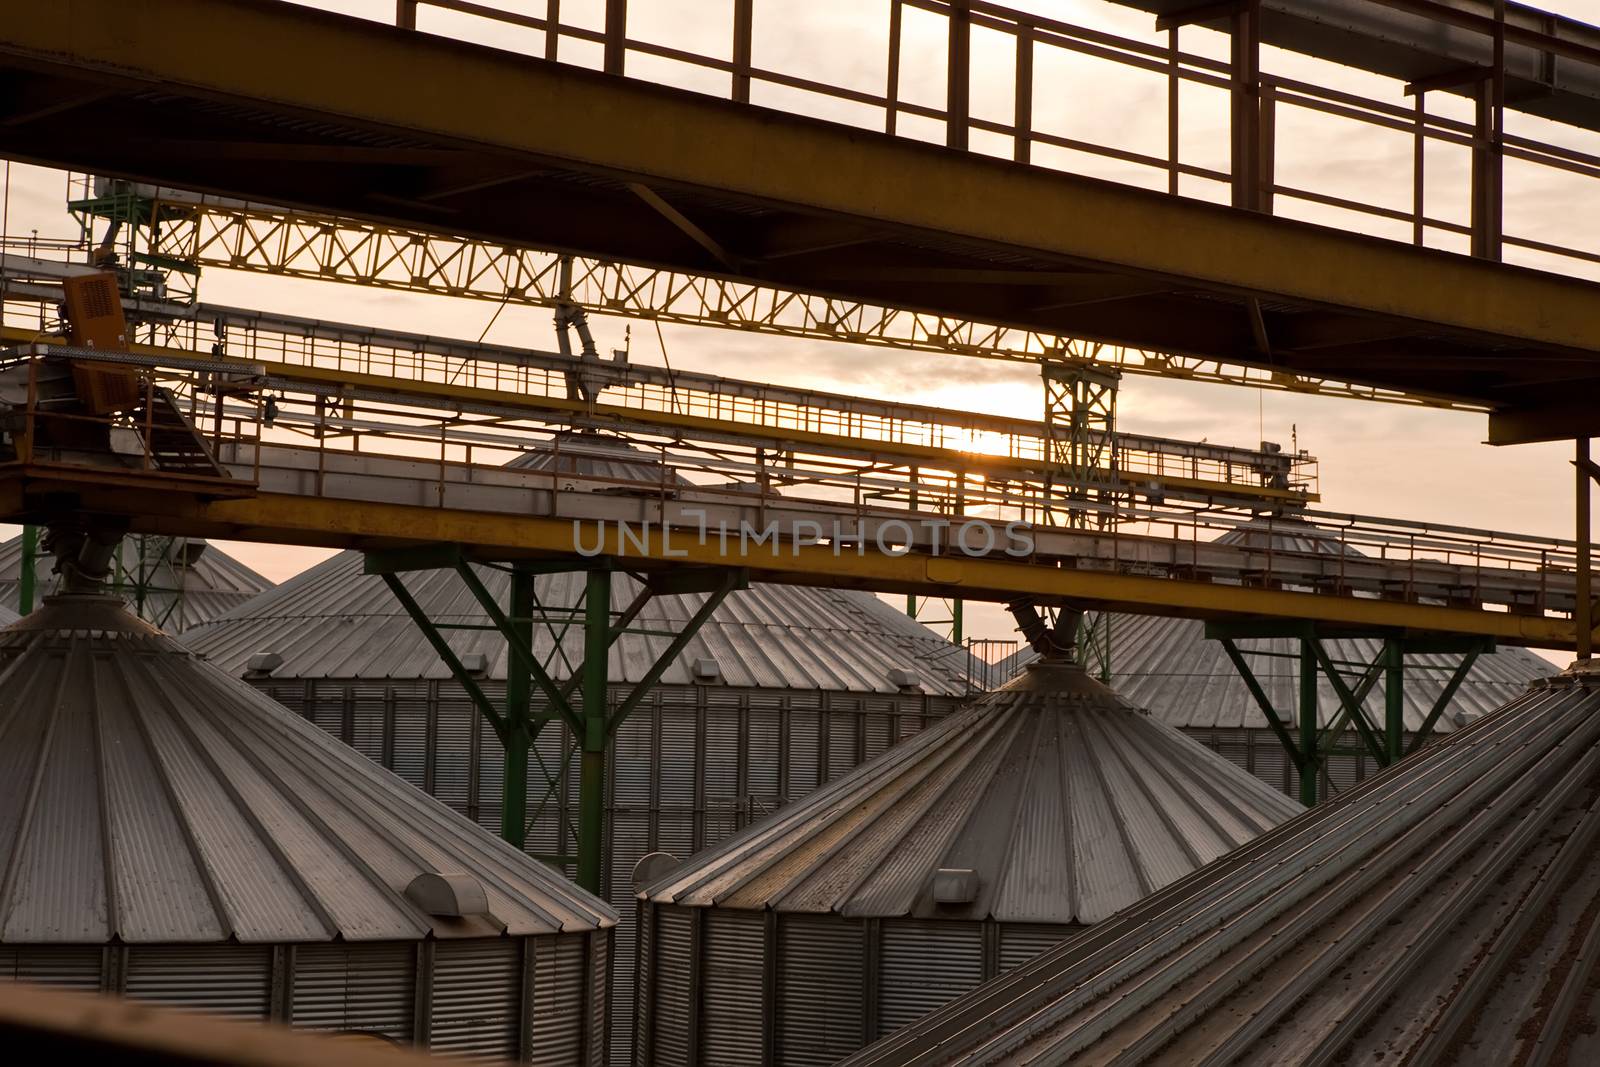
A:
[0,593,615,945]
[643,658,1302,925]
[842,665,1600,1067]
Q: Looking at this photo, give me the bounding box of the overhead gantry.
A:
[3,0,1600,438]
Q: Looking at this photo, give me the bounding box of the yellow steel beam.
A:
[4,0,1599,410]
[69,487,1578,649]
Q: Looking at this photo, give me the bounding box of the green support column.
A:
[18,524,37,614]
[576,568,611,894]
[1298,639,1319,808]
[951,599,963,644]
[1383,638,1405,764]
[500,567,535,850]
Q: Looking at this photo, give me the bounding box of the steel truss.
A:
[1209,619,1489,807]
[367,545,744,891]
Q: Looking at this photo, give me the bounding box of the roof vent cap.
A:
[405,872,490,917]
[245,651,282,675]
[632,852,682,892]
[932,867,979,904]
[459,651,490,676]
[888,667,922,692]
[691,657,722,683]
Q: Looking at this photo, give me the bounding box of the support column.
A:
[501,567,535,849]
[947,1,970,151]
[1383,638,1405,763]
[1298,639,1318,808]
[1580,438,1593,661]
[1231,1,1263,211]
[577,568,612,893]
[18,523,37,614]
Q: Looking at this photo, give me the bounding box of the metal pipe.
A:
[1384,638,1404,763]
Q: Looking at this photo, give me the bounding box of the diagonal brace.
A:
[1408,649,1482,755]
[451,560,585,737]
[608,569,745,735]
[1219,638,1304,772]
[1309,639,1389,765]
[380,572,507,743]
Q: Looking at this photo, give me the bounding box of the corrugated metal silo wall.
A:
[247,676,962,1067]
[633,906,1077,1065]
[0,933,605,1064]
[1182,727,1393,802]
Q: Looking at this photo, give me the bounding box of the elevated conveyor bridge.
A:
[3,0,1600,442]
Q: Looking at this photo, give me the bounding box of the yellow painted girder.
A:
[6,0,1600,392]
[106,489,1576,649]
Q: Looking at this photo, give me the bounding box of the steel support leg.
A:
[18,524,37,614]
[1580,437,1593,661]
[1384,638,1405,763]
[1298,639,1319,807]
[577,568,611,894]
[500,567,535,849]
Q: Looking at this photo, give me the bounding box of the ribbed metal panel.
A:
[647,663,1298,925]
[429,938,521,1058]
[586,932,609,1067]
[997,923,1072,972]
[633,905,654,1067]
[649,907,694,1067]
[776,914,864,1067]
[841,672,1600,1067]
[700,910,765,1066]
[529,934,590,1066]
[0,946,103,989]
[181,549,975,695]
[123,945,273,1021]
[290,942,415,1040]
[876,919,984,1037]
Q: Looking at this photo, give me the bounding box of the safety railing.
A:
[0,290,1318,502]
[389,0,1600,280]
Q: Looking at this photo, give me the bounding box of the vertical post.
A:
[545,0,560,61]
[1579,438,1593,661]
[1298,639,1318,807]
[1412,92,1426,246]
[886,0,903,136]
[906,594,917,620]
[604,0,627,75]
[577,568,612,893]
[18,524,37,614]
[947,0,970,150]
[1230,1,1262,211]
[395,0,417,29]
[951,600,963,644]
[1383,638,1404,763]
[501,567,535,849]
[1167,26,1179,195]
[1472,1,1505,261]
[732,0,753,103]
[1014,26,1033,164]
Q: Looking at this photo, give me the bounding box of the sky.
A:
[2,0,1596,660]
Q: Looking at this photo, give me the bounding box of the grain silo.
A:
[843,663,1600,1067]
[181,431,976,1065]
[0,531,271,631]
[0,580,615,1063]
[1000,521,1550,799]
[633,627,1302,1066]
